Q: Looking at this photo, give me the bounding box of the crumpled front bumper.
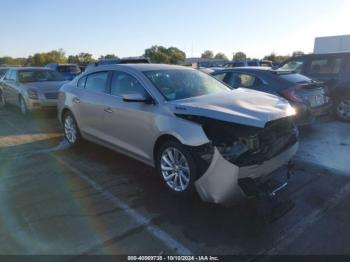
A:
[195,142,299,206]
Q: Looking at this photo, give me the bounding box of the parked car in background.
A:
[0,67,67,115]
[224,60,273,68]
[45,63,81,81]
[85,57,150,71]
[58,64,298,205]
[211,67,332,125]
[279,52,350,121]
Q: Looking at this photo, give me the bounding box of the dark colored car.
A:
[45,63,81,81]
[279,52,350,121]
[211,67,332,125]
[86,57,150,71]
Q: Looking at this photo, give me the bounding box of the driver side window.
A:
[110,71,147,97]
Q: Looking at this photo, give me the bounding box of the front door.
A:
[102,70,157,163]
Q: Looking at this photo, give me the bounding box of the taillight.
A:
[281,85,304,103]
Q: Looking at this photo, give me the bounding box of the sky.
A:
[0,0,349,59]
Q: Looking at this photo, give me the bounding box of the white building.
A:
[314,35,350,54]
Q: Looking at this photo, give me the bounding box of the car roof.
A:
[212,66,294,75]
[288,52,350,59]
[90,63,193,72]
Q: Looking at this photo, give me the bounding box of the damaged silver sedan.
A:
[57,64,298,205]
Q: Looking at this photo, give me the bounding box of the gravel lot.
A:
[0,107,349,256]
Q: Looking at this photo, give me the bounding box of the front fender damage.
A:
[195,148,243,205]
[177,115,299,206]
[194,143,299,206]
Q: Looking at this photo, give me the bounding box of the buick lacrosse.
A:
[57,64,298,205]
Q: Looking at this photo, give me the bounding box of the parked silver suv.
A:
[58,64,299,205]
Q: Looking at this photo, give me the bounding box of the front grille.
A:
[44,92,59,100]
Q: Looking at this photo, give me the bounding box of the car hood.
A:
[22,81,68,92]
[169,88,295,128]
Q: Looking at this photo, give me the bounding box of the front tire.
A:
[0,90,5,109]
[19,96,28,116]
[63,111,81,146]
[336,97,350,122]
[156,140,198,196]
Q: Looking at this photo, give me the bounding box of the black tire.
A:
[335,97,350,122]
[0,90,5,109]
[156,139,198,196]
[63,111,81,146]
[19,95,29,116]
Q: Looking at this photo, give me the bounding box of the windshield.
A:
[144,69,230,101]
[280,60,304,73]
[0,69,8,78]
[58,65,81,73]
[18,70,65,83]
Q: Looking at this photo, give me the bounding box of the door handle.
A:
[73,97,80,104]
[104,107,113,113]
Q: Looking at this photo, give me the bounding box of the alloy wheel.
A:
[337,99,350,121]
[160,147,191,192]
[64,114,78,144]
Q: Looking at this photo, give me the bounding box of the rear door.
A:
[74,71,111,140]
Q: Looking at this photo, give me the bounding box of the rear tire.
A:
[336,97,350,122]
[63,111,81,146]
[156,140,198,196]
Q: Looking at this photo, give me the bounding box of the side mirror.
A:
[122,93,154,104]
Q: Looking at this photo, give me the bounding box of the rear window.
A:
[277,73,312,84]
[58,65,81,73]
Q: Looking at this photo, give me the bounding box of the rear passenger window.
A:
[85,72,108,93]
[110,71,147,97]
[309,58,344,75]
[77,76,87,88]
[224,73,262,88]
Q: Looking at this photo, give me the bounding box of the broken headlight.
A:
[217,135,260,163]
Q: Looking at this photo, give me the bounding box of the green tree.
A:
[68,53,96,66]
[99,54,118,60]
[214,53,228,60]
[201,50,214,59]
[167,47,186,64]
[263,53,290,63]
[232,52,247,61]
[26,49,67,66]
[144,46,186,64]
